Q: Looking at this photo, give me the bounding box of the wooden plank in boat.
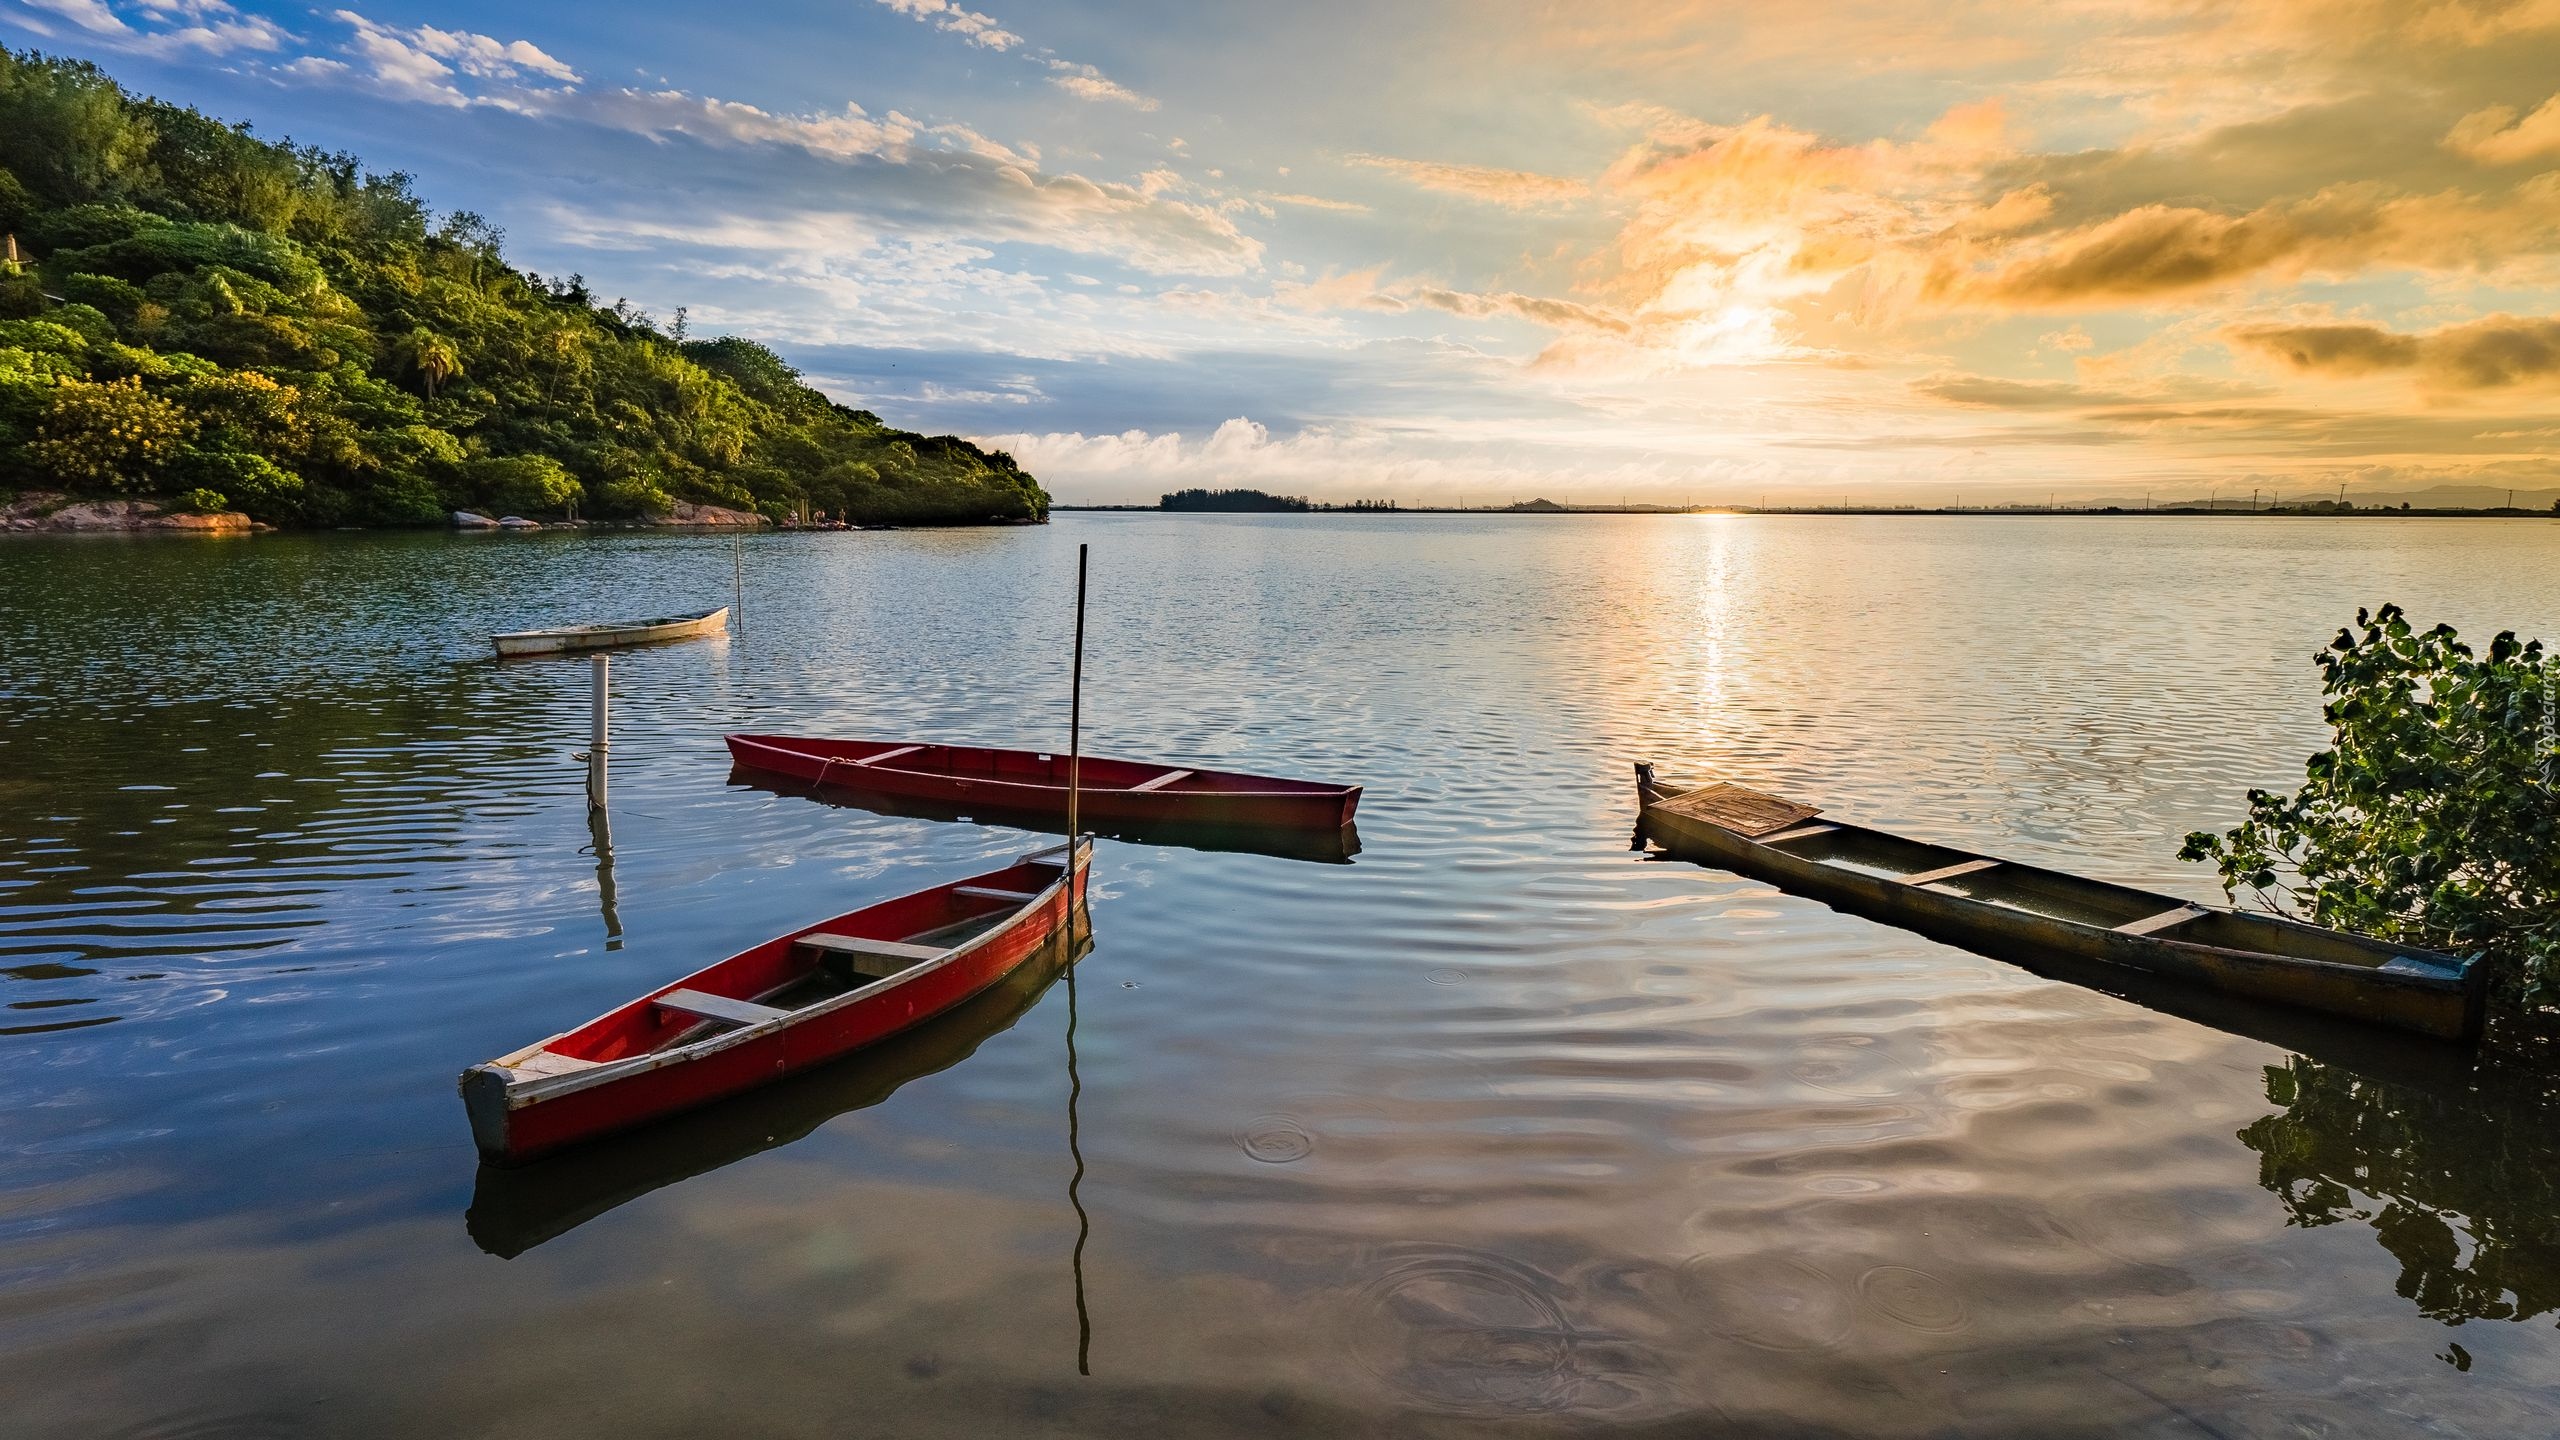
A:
[1902,858,2001,887]
[794,934,947,962]
[2116,904,2208,937]
[1654,782,1822,838]
[954,885,1039,902]
[654,989,789,1027]
[1128,768,1194,793]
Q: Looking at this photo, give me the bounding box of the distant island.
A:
[0,49,1046,532]
[1161,487,1312,512]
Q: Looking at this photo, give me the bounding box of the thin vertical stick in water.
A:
[1067,541,1087,862]
[587,653,609,812]
[733,534,744,636]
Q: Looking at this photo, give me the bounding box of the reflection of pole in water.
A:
[579,653,621,947]
[1066,927,1092,1376]
[586,803,623,948]
[1062,542,1093,1375]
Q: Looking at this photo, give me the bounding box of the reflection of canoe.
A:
[726,765,1361,864]
[726,734,1361,831]
[467,922,1089,1258]
[1635,765,2486,1041]
[492,606,728,657]
[460,840,1091,1163]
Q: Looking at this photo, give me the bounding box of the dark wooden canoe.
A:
[1635,765,2486,1042]
[460,839,1090,1163]
[726,734,1361,831]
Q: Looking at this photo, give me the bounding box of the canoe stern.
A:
[459,1064,518,1159]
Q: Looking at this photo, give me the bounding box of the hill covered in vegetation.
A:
[0,49,1046,528]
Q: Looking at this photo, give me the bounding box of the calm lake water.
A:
[5,514,2560,1437]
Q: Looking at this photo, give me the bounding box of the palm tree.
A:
[397,327,463,400]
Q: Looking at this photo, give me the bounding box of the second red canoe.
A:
[726,734,1361,831]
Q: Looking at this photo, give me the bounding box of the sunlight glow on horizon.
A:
[8,0,2559,505]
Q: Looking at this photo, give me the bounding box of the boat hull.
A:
[467,925,1089,1257]
[726,734,1360,831]
[726,764,1362,864]
[1637,774,2484,1042]
[462,843,1089,1163]
[493,606,730,657]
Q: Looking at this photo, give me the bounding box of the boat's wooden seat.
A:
[655,988,790,1027]
[1902,858,2000,887]
[507,1050,602,1078]
[856,745,924,767]
[2115,905,2208,937]
[1128,768,1194,792]
[954,885,1039,902]
[1761,823,1838,845]
[796,933,949,979]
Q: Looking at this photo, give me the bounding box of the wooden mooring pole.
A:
[587,653,609,812]
[1066,543,1087,849]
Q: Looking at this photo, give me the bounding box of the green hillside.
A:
[0,49,1046,528]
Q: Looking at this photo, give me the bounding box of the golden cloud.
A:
[1409,287,1629,332]
[2446,95,2560,165]
[2230,314,2560,389]
[1343,153,1589,208]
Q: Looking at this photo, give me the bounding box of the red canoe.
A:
[725,734,1361,831]
[460,840,1090,1164]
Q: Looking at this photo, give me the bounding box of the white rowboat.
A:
[492,606,730,657]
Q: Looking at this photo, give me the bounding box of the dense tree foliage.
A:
[0,50,1046,526]
[2182,604,2560,1016]
[1160,487,1311,512]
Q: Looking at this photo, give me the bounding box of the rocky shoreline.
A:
[448,500,768,531]
[3,493,258,534]
[3,492,771,535]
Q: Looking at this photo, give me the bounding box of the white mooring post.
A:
[587,653,609,812]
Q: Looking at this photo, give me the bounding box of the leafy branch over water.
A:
[2181,604,2560,1022]
[0,49,1046,527]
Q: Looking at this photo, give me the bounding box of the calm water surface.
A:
[5,515,2560,1437]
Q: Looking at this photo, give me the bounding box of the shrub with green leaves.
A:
[171,486,226,513]
[26,372,190,489]
[174,448,299,517]
[2182,604,2560,1012]
[464,453,579,517]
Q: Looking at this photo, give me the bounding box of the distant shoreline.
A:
[1055,504,2560,519]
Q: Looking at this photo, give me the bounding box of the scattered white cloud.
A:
[1344,152,1589,208]
[9,0,291,56]
[1265,192,1371,213]
[409,23,578,83]
[21,0,126,34]
[1045,60,1157,110]
[871,0,1018,51]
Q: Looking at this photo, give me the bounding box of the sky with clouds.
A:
[9,0,2560,503]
